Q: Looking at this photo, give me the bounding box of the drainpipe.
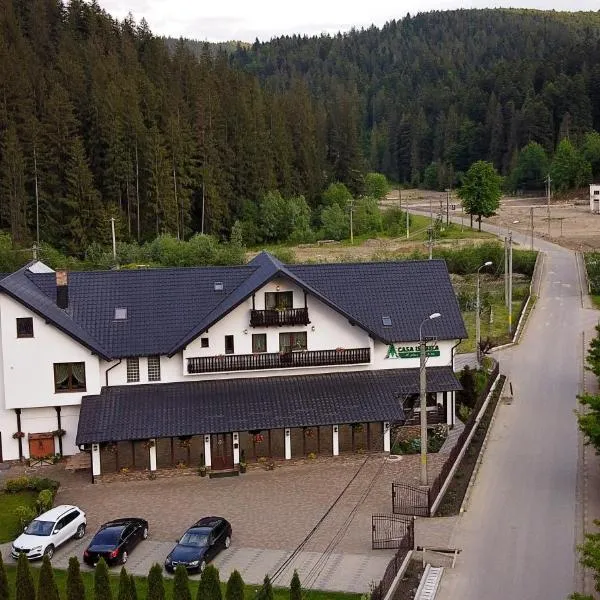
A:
[15,409,23,461]
[105,359,122,387]
[55,407,63,456]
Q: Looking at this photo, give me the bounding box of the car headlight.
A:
[188,560,199,567]
[165,557,172,564]
[31,546,42,552]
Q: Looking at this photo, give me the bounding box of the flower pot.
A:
[239,463,247,474]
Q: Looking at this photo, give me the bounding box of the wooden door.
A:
[29,434,55,458]
[210,433,233,470]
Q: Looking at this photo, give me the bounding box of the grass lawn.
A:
[455,276,530,354]
[3,564,360,600]
[0,491,37,543]
[591,294,600,310]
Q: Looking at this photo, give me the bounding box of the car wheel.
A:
[142,527,148,540]
[199,560,206,573]
[122,551,128,564]
[44,545,55,559]
[224,536,231,549]
[75,524,86,539]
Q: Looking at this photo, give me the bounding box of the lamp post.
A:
[476,261,493,364]
[419,312,441,486]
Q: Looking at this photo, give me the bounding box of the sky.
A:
[97,0,600,42]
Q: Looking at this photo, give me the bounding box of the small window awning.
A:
[76,367,461,445]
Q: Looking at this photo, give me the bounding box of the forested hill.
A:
[231,9,600,187]
[1,4,600,259]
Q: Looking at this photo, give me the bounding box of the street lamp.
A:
[419,312,441,486]
[476,261,493,364]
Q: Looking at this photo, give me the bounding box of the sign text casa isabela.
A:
[385,343,441,359]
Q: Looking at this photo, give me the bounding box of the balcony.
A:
[250,308,310,327]
[187,347,371,374]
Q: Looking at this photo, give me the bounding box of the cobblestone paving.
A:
[1,452,448,593]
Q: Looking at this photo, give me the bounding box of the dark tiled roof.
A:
[76,367,460,444]
[288,260,468,343]
[0,252,466,358]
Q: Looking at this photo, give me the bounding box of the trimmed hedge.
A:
[3,476,60,495]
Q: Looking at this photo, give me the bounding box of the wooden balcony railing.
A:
[187,347,371,374]
[250,308,310,327]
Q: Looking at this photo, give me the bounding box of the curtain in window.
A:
[71,363,86,385]
[54,364,69,385]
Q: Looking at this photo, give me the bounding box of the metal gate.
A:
[392,482,430,517]
[372,514,414,550]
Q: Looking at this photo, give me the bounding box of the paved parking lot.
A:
[1,453,447,593]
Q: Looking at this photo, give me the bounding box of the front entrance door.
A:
[211,433,234,470]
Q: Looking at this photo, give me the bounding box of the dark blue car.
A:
[164,517,232,573]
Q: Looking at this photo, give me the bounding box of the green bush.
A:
[4,477,59,495]
[36,490,54,515]
[14,506,35,528]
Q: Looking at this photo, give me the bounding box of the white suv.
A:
[11,505,86,560]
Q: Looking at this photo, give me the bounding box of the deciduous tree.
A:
[457,161,502,230]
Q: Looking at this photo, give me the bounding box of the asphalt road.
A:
[435,224,599,599]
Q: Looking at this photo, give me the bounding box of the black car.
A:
[164,517,231,573]
[83,518,149,566]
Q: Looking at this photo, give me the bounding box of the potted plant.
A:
[51,428,66,438]
[198,453,207,477]
[12,431,25,439]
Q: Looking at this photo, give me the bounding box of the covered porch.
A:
[76,367,461,479]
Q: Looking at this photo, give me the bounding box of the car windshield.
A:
[179,530,209,547]
[92,528,122,545]
[24,520,54,536]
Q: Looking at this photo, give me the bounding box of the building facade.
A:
[0,252,467,477]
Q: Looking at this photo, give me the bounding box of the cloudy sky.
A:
[98,0,600,42]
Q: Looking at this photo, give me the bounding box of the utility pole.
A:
[446,188,450,226]
[429,195,433,227]
[33,143,40,249]
[201,183,205,235]
[135,141,140,242]
[504,236,508,307]
[427,227,433,260]
[530,207,534,251]
[508,233,513,334]
[110,217,117,264]
[349,198,354,244]
[546,174,551,236]
[406,209,410,239]
[476,261,493,364]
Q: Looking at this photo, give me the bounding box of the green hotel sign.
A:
[385,344,441,359]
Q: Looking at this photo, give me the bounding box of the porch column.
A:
[383,422,391,453]
[204,435,212,468]
[284,428,291,459]
[233,432,240,465]
[149,439,157,471]
[91,443,101,478]
[332,425,339,456]
[447,391,455,427]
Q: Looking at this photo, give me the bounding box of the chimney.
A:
[56,270,68,309]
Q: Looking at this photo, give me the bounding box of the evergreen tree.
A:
[256,576,273,600]
[67,557,86,600]
[196,565,221,600]
[0,553,9,600]
[509,142,549,192]
[173,565,191,600]
[290,570,302,600]
[146,564,165,600]
[15,553,35,600]
[94,559,112,600]
[225,571,244,600]
[128,576,137,600]
[37,555,59,600]
[118,567,131,600]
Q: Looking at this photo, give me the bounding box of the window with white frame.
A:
[279,332,307,352]
[126,358,140,382]
[148,356,161,381]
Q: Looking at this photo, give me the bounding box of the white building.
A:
[0,252,467,479]
[590,184,600,213]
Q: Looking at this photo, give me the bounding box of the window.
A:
[279,332,307,352]
[148,356,161,381]
[16,317,33,338]
[252,334,267,353]
[225,335,235,355]
[201,338,209,348]
[265,291,293,310]
[54,363,86,392]
[126,358,140,383]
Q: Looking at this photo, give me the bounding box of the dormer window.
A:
[265,291,292,310]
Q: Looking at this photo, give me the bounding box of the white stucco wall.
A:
[0,296,101,410]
